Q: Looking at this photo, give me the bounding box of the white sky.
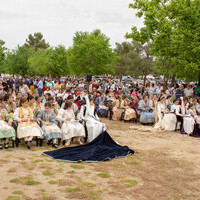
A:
[0,0,143,50]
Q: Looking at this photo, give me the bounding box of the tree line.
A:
[0,0,199,83]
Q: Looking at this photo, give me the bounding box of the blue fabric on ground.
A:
[43,131,135,162]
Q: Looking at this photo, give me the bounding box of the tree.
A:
[2,45,34,75]
[28,45,69,76]
[114,41,152,83]
[25,32,50,51]
[67,29,119,76]
[127,0,200,82]
[0,40,7,71]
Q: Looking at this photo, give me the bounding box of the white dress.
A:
[78,96,106,142]
[14,107,43,139]
[155,103,177,131]
[56,108,85,140]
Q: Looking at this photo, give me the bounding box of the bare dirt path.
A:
[1,119,200,200]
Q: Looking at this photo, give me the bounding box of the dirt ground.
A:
[1,119,200,200]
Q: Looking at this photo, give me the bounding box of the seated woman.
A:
[98,93,108,117]
[187,103,200,137]
[139,95,155,125]
[0,100,15,149]
[154,96,177,131]
[121,95,136,121]
[13,98,43,149]
[4,94,17,118]
[48,96,60,116]
[28,95,35,110]
[57,101,85,147]
[112,95,122,121]
[78,95,106,142]
[171,98,185,132]
[37,103,61,148]
[34,96,43,118]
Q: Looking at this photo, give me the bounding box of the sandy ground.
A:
[1,119,200,200]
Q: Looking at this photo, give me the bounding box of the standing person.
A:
[2,78,9,93]
[57,101,85,147]
[78,95,106,142]
[175,84,184,100]
[194,84,200,97]
[37,103,61,148]
[37,78,43,97]
[184,84,193,98]
[14,98,43,149]
[29,78,35,94]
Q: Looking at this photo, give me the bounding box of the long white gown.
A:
[56,108,85,140]
[154,103,177,131]
[14,107,43,139]
[78,96,106,142]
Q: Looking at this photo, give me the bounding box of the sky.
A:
[0,0,144,50]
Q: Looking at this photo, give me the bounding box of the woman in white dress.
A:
[78,95,106,142]
[56,101,85,147]
[180,97,195,134]
[14,98,43,149]
[187,103,200,137]
[154,96,177,131]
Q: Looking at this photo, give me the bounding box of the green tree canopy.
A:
[2,45,34,75]
[115,41,152,82]
[28,45,69,76]
[25,32,50,51]
[127,0,200,82]
[67,29,119,76]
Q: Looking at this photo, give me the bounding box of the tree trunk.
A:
[143,74,147,86]
[171,74,176,87]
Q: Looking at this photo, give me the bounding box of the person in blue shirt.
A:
[175,84,184,100]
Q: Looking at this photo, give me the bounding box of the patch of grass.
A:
[21,195,32,200]
[12,191,24,195]
[19,161,27,165]
[9,178,20,183]
[6,149,14,152]
[7,168,17,173]
[70,164,85,169]
[83,182,95,187]
[39,165,52,169]
[24,180,41,185]
[65,187,81,193]
[120,179,139,187]
[97,173,110,178]
[68,170,75,174]
[41,194,54,200]
[27,167,35,171]
[128,161,142,165]
[42,171,54,176]
[32,159,44,163]
[31,149,38,151]
[48,180,57,184]
[56,168,64,172]
[6,196,20,200]
[4,154,13,158]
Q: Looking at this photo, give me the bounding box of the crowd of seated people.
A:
[0,75,200,150]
